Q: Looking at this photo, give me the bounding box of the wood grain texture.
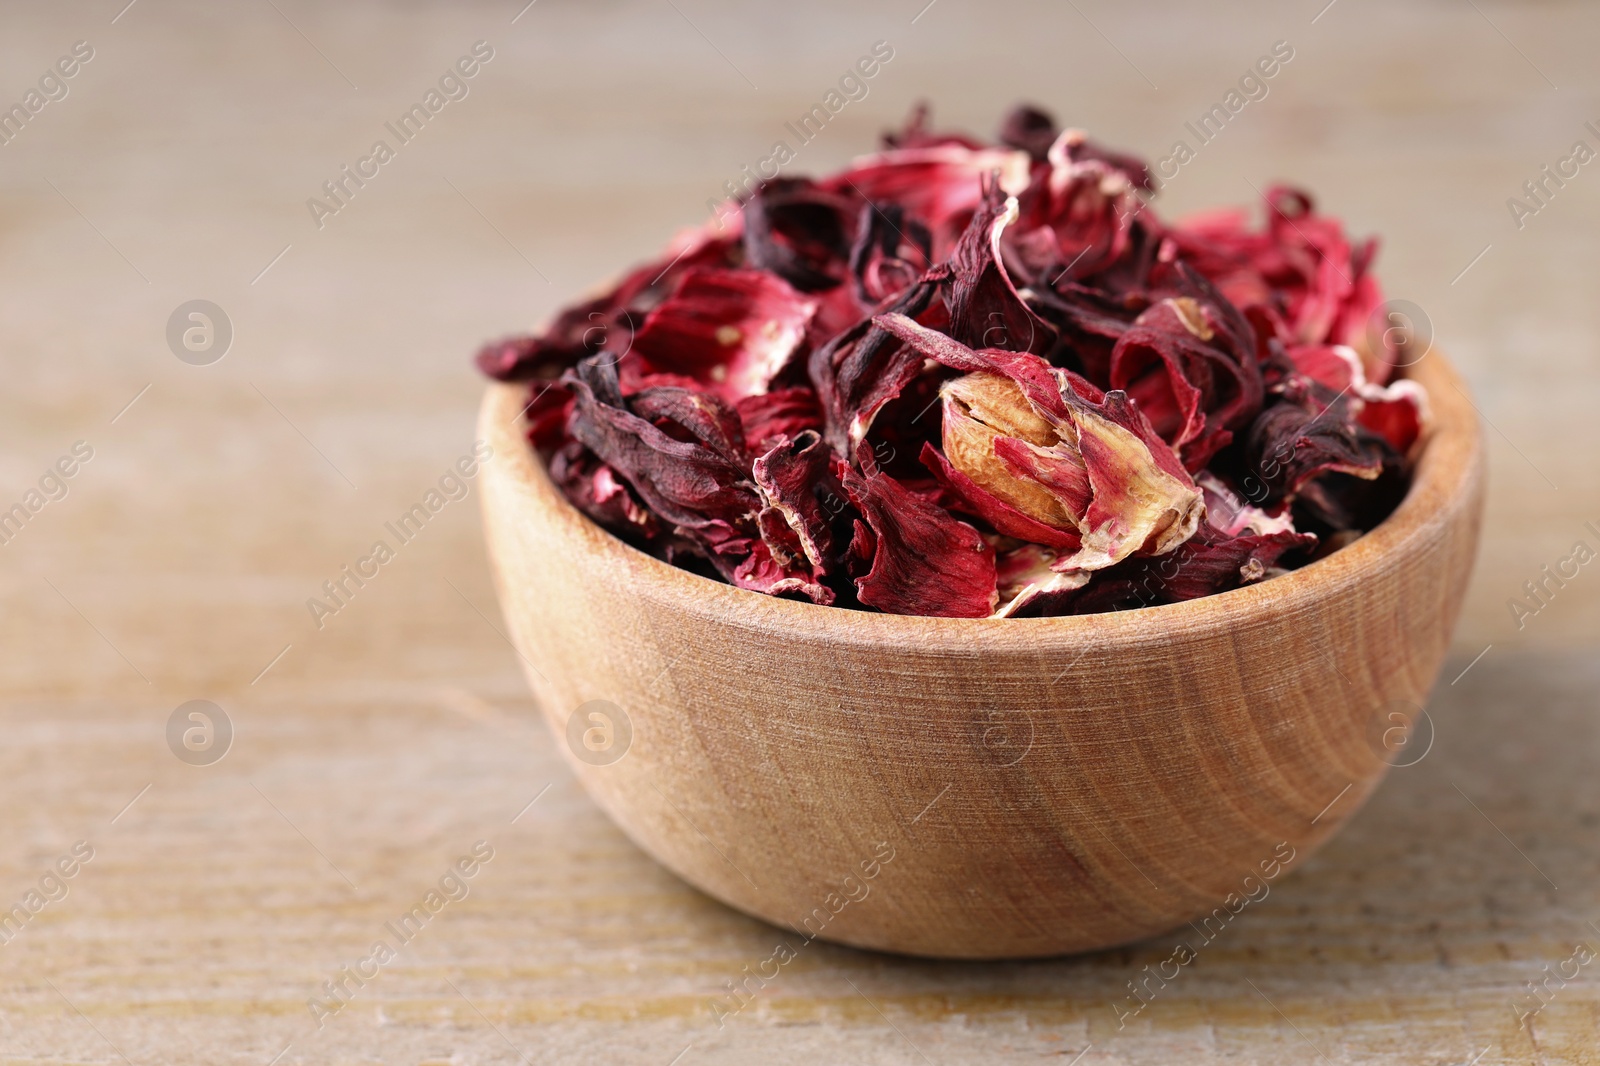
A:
[479,351,1485,958]
[2,0,1597,1060]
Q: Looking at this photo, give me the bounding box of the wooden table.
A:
[2,0,1596,1061]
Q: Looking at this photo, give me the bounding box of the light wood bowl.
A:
[478,352,1483,959]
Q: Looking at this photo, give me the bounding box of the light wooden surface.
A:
[1,0,1597,1061]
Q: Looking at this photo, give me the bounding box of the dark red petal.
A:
[1155,528,1317,601]
[872,312,1072,421]
[742,178,858,293]
[629,385,750,464]
[1005,131,1149,286]
[521,380,574,453]
[840,449,997,617]
[548,442,658,541]
[809,277,945,452]
[1030,282,1144,385]
[1062,367,1107,403]
[737,387,824,455]
[1106,276,1264,471]
[480,224,740,382]
[753,431,837,572]
[1109,323,1207,447]
[733,531,835,605]
[997,104,1060,162]
[562,360,758,530]
[1244,384,1389,501]
[944,178,1056,355]
[1282,344,1428,456]
[1294,463,1409,533]
[848,201,933,307]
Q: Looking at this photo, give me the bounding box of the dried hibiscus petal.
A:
[733,526,834,605]
[808,276,945,452]
[743,178,858,294]
[480,222,738,383]
[1196,472,1297,538]
[1170,186,1399,384]
[562,358,758,532]
[993,542,1089,617]
[752,431,837,576]
[827,141,1033,258]
[997,104,1061,163]
[1105,286,1264,471]
[1131,526,1314,604]
[736,387,824,455]
[633,268,819,401]
[1047,522,1312,615]
[1049,393,1203,571]
[548,441,658,541]
[1006,128,1148,288]
[1282,343,1429,456]
[1244,379,1391,503]
[848,201,933,308]
[945,179,1056,356]
[839,446,997,618]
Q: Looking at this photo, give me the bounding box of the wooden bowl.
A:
[478,352,1484,959]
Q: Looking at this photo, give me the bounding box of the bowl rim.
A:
[481,350,1481,647]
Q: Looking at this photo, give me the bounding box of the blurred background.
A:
[1,0,1596,1062]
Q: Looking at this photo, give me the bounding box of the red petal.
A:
[873,312,1071,421]
[737,387,823,455]
[1059,394,1203,570]
[827,144,1032,256]
[810,278,946,451]
[562,360,758,531]
[840,450,997,617]
[742,178,858,293]
[1282,344,1429,456]
[633,268,819,401]
[732,532,834,605]
[480,224,738,382]
[993,542,1090,617]
[753,431,837,572]
[849,201,933,307]
[1152,528,1317,602]
[944,179,1056,355]
[1006,130,1146,285]
[1243,383,1389,500]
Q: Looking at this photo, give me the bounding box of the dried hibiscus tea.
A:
[476,103,1429,618]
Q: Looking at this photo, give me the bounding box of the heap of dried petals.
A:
[477,105,1429,618]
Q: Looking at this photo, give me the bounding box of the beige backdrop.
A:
[1,0,1597,1062]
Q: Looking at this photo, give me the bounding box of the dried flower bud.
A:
[940,372,1077,530]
